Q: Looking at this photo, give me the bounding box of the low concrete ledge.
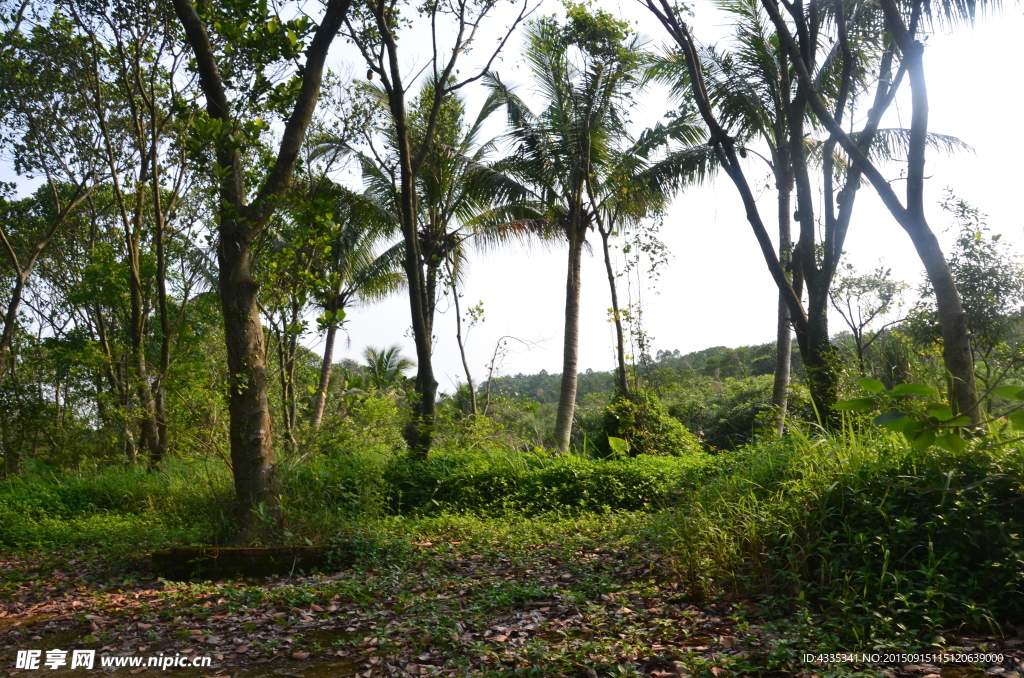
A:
[151,546,331,581]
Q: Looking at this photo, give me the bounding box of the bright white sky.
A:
[315,0,1024,390]
[9,2,1012,389]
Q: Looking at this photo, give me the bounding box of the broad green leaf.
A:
[859,378,885,394]
[835,397,875,411]
[926,403,953,421]
[891,383,937,396]
[874,411,907,424]
[1009,410,1024,431]
[993,386,1024,400]
[935,433,967,453]
[902,419,927,441]
[874,411,908,431]
[911,429,936,450]
[607,436,631,456]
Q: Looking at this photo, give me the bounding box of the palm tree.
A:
[304,181,404,429]
[486,6,648,453]
[318,82,545,448]
[364,345,415,392]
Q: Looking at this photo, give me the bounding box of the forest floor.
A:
[1,521,1020,678]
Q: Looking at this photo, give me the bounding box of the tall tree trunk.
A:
[127,235,159,462]
[402,235,438,458]
[151,137,173,469]
[599,224,629,398]
[310,318,338,429]
[395,144,436,460]
[760,0,979,421]
[553,231,585,454]
[771,197,791,433]
[788,84,838,421]
[905,215,977,417]
[220,212,278,536]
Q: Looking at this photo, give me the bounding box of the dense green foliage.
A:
[650,428,1024,641]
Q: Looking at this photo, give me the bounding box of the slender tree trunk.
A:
[124,201,159,460]
[152,143,172,469]
[310,316,338,429]
[900,39,978,420]
[599,225,629,398]
[905,213,977,416]
[396,173,436,459]
[771,161,793,433]
[451,279,478,415]
[553,230,585,454]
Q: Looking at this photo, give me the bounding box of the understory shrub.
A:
[599,389,703,456]
[667,375,813,450]
[384,450,717,515]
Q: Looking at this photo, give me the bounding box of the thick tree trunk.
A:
[0,274,26,388]
[171,0,348,536]
[310,322,337,429]
[220,213,278,538]
[553,233,584,454]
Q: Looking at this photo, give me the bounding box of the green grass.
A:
[0,458,234,548]
[2,425,1022,653]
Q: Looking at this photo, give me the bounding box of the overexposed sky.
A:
[318,1,1024,389]
[7,2,1018,390]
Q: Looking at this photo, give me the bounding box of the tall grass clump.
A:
[0,458,234,548]
[649,424,1024,645]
